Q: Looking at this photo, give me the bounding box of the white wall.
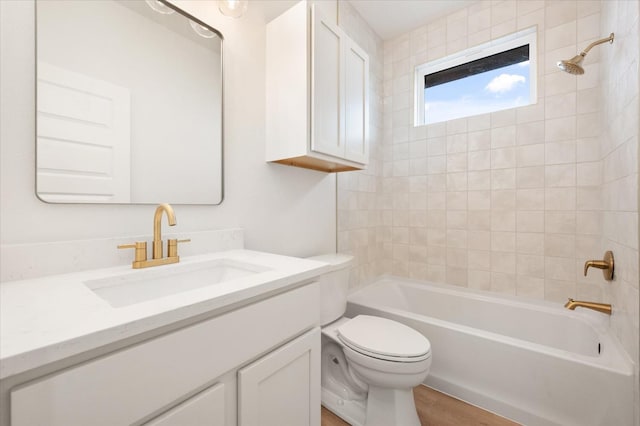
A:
[0,0,336,277]
[37,0,222,204]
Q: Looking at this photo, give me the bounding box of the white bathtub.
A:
[346,276,634,426]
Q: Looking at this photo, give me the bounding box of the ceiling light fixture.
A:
[145,0,175,15]
[189,21,217,38]
[217,0,248,18]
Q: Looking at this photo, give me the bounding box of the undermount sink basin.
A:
[85,259,270,308]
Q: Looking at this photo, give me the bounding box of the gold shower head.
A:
[557,54,586,75]
[556,33,614,75]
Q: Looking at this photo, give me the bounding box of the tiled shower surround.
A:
[337,0,638,421]
[381,0,610,301]
[601,0,639,419]
[336,0,385,287]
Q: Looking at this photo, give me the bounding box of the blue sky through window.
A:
[424,61,530,124]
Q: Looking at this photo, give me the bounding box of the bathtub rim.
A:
[347,275,634,377]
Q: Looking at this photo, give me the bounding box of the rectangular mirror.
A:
[36,0,223,204]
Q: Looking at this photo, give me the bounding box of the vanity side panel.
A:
[10,283,320,426]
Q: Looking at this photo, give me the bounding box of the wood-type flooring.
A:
[320,385,520,426]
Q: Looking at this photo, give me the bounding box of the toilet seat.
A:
[337,315,431,362]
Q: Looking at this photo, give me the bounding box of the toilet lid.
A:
[337,315,431,360]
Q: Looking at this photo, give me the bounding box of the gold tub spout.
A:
[564,298,612,315]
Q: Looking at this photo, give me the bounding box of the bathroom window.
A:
[415,27,537,126]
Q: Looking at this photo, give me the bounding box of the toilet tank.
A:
[307,254,353,326]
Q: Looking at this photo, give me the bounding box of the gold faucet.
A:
[584,251,614,281]
[118,203,190,269]
[564,298,612,315]
[153,203,176,260]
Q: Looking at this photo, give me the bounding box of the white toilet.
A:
[310,254,431,426]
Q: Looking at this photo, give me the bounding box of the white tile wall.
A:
[381,0,612,303]
[336,1,385,290]
[600,0,640,423]
[338,3,639,421]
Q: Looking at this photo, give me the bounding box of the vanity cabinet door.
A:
[145,383,226,426]
[238,327,320,426]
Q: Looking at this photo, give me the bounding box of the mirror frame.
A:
[34,0,225,205]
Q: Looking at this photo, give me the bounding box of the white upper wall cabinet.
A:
[266,1,369,173]
[310,10,344,160]
[343,39,369,164]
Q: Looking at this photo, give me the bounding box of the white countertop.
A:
[0,249,329,379]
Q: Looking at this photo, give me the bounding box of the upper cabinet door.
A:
[344,40,369,164]
[311,7,345,159]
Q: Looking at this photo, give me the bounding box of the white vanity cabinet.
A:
[266,1,369,173]
[10,283,320,426]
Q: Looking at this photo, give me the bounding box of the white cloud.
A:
[485,73,526,94]
[517,60,530,67]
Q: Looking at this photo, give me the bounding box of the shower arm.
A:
[580,33,614,56]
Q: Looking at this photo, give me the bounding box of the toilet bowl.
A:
[309,254,432,426]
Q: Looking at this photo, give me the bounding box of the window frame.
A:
[414,26,538,126]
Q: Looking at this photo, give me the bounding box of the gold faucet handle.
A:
[583,251,614,281]
[167,238,190,258]
[118,241,148,262]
